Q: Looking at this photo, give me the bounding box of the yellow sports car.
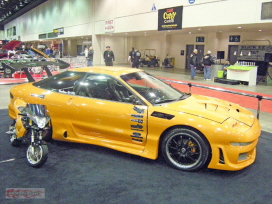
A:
[8,67,261,171]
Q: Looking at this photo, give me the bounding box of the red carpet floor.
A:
[160,77,272,114]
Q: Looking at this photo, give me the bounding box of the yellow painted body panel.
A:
[8,67,261,171]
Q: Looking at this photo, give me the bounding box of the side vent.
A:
[63,131,68,138]
[219,148,225,164]
[151,112,174,120]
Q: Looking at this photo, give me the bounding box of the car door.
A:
[68,73,148,149]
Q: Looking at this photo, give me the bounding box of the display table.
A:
[211,64,224,78]
[227,65,258,86]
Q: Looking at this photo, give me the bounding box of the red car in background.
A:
[0,40,22,59]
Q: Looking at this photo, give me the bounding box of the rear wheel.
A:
[26,144,48,168]
[161,128,210,171]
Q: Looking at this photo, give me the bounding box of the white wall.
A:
[4,0,272,67]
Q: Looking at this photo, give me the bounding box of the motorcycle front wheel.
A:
[26,144,48,168]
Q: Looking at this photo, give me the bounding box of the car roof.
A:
[68,66,143,77]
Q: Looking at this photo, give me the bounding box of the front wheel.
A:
[26,144,48,168]
[161,128,210,171]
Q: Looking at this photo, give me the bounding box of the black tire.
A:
[161,128,210,171]
[26,144,48,168]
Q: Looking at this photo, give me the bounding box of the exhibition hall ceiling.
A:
[0,0,47,26]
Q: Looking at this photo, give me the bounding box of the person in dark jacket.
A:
[128,47,135,67]
[87,47,94,66]
[132,49,141,68]
[203,50,213,80]
[189,49,198,80]
[103,46,115,66]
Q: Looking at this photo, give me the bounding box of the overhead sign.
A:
[196,36,205,42]
[237,45,272,61]
[229,35,240,42]
[53,27,64,35]
[158,6,183,31]
[105,19,114,33]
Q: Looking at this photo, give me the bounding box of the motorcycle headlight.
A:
[32,116,50,129]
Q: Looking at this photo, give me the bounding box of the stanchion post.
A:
[256,95,263,120]
[188,83,192,93]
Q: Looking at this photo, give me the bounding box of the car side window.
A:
[33,71,86,95]
[74,74,134,103]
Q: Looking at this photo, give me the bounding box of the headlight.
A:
[230,142,252,146]
[223,118,250,132]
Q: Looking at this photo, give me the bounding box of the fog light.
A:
[238,152,248,161]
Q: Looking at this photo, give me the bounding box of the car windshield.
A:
[121,71,188,104]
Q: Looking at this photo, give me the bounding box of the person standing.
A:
[87,47,94,66]
[103,46,115,66]
[128,47,135,67]
[84,47,88,58]
[45,47,51,56]
[132,49,141,68]
[203,50,213,80]
[189,49,198,80]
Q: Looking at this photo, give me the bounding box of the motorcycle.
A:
[6,99,51,168]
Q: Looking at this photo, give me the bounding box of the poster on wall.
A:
[105,19,115,33]
[158,6,183,31]
[237,45,272,61]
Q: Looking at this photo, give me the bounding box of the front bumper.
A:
[208,118,261,171]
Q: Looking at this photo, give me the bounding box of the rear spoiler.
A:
[1,62,53,82]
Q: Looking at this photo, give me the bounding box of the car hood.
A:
[159,94,255,126]
[2,40,21,50]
